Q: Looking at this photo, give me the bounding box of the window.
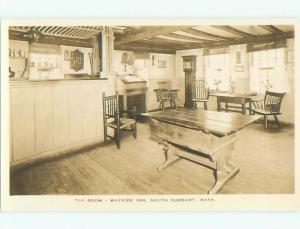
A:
[204,53,230,91]
[249,48,288,93]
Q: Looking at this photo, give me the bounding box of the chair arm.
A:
[251,98,264,103]
[122,105,137,120]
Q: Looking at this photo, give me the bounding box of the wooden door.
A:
[182,55,196,108]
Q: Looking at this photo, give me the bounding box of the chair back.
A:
[264,90,285,113]
[154,89,169,102]
[103,92,120,121]
[192,80,209,101]
[158,81,169,90]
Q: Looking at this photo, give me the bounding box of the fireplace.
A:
[124,82,147,114]
[116,75,147,115]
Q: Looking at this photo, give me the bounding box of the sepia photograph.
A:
[1,19,299,211]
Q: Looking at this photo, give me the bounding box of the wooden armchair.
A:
[251,90,285,129]
[192,80,210,110]
[154,89,178,110]
[102,92,137,149]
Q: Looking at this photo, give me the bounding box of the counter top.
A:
[9,77,108,83]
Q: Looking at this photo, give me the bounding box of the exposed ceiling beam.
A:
[114,26,191,45]
[53,27,66,34]
[142,37,204,49]
[68,26,102,32]
[163,33,211,43]
[180,28,232,40]
[259,25,284,34]
[175,31,294,50]
[115,43,176,54]
[122,40,188,50]
[145,37,196,45]
[9,30,93,48]
[212,25,257,38]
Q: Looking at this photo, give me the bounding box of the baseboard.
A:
[10,140,108,173]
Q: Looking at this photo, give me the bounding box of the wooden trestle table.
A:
[142,108,259,194]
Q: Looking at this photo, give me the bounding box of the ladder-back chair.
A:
[102,92,137,149]
[192,80,210,110]
[251,90,285,129]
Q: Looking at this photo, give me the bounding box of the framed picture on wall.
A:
[287,50,294,63]
[158,60,167,68]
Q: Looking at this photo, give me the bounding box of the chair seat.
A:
[252,108,281,115]
[158,98,171,101]
[192,99,209,102]
[107,118,136,129]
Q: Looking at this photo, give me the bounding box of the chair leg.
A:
[104,126,108,143]
[115,128,121,149]
[204,102,208,110]
[133,122,137,139]
[264,115,268,129]
[193,102,197,110]
[162,101,165,111]
[173,100,177,109]
[274,115,280,128]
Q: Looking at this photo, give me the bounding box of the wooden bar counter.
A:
[9,78,110,168]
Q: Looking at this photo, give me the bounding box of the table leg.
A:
[208,137,239,194]
[217,97,221,112]
[157,141,181,172]
[242,103,246,115]
[249,101,253,115]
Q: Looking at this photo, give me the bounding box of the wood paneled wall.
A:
[10,80,109,166]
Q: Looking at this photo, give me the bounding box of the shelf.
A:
[9,77,108,83]
[36,67,58,71]
[9,57,27,60]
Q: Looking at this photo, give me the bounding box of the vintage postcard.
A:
[1,19,299,211]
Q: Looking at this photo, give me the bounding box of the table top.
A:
[210,92,258,99]
[142,108,260,137]
[153,88,179,91]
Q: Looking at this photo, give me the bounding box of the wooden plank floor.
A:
[10,120,294,195]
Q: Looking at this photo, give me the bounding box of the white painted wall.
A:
[175,40,295,123]
[281,38,295,123]
[60,45,92,75]
[112,50,177,111]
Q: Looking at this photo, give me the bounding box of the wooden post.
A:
[92,35,101,77]
[101,27,114,77]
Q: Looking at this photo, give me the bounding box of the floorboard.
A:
[10,120,294,195]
